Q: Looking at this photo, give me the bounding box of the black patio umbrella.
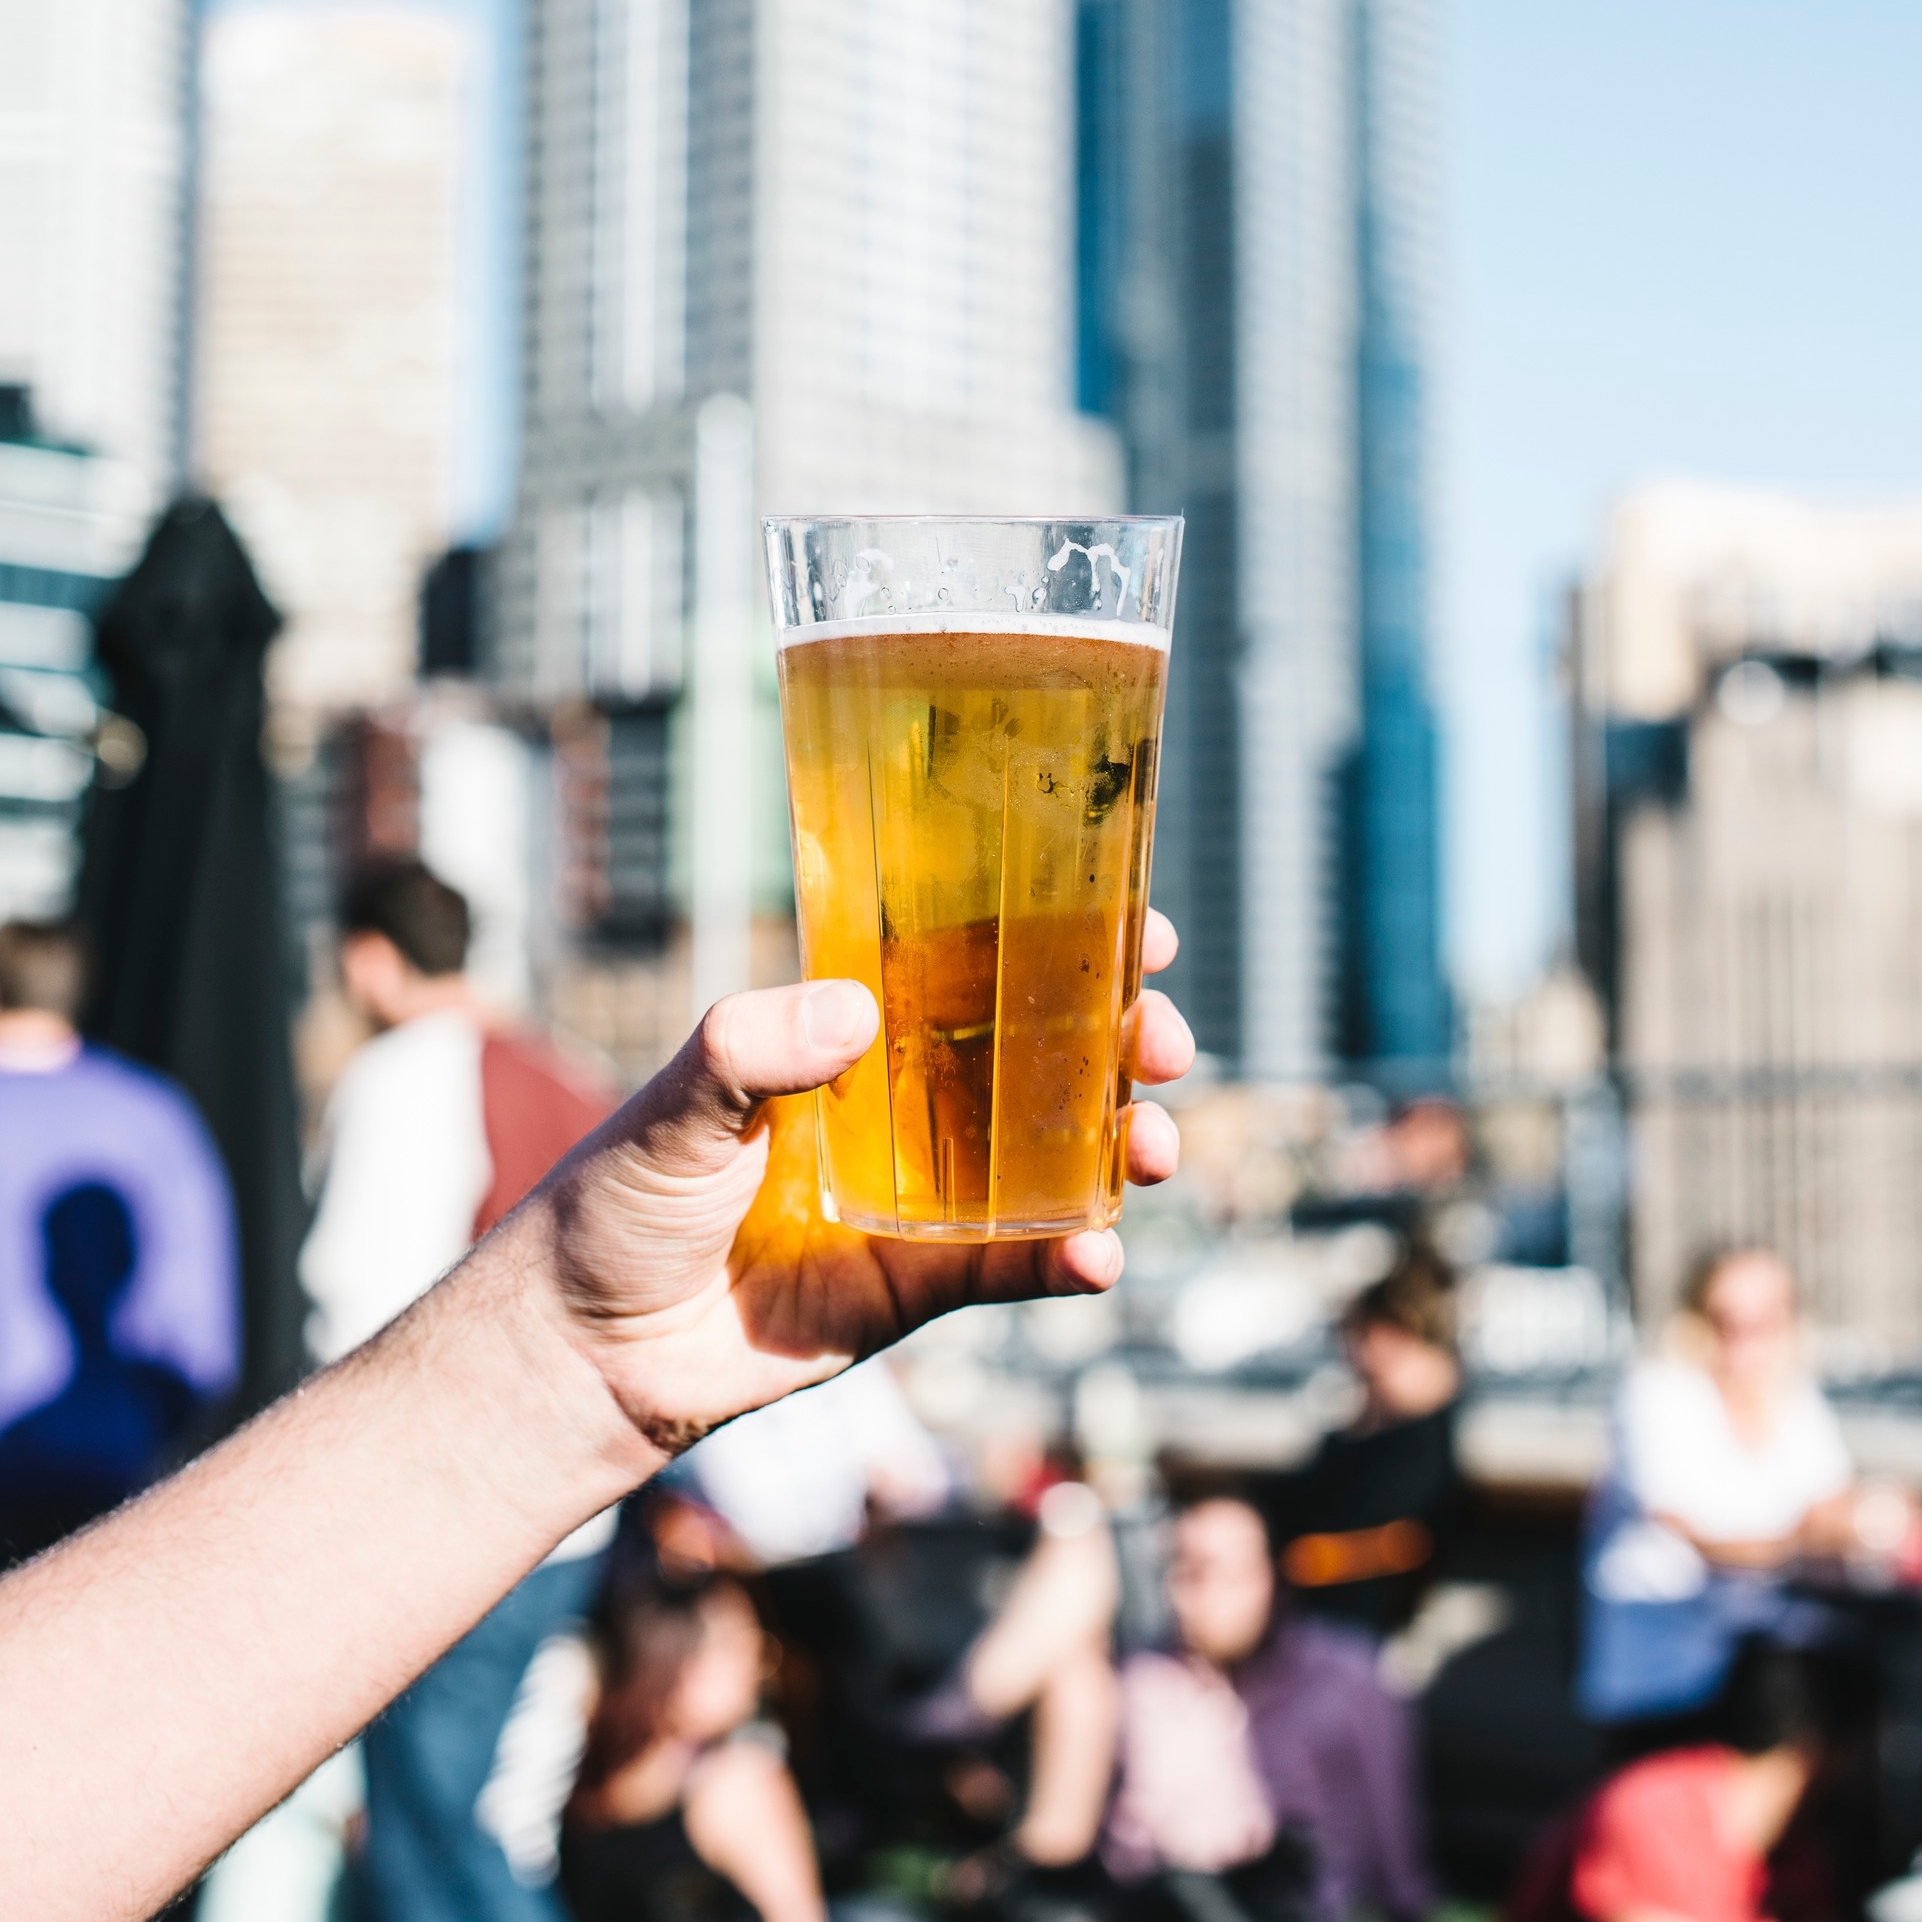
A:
[76,496,307,1417]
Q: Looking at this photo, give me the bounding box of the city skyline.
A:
[185,0,1922,1018]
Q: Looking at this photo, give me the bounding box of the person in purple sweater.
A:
[0,921,239,1562]
[1102,1494,1433,1922]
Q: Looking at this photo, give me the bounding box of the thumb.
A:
[637,980,880,1163]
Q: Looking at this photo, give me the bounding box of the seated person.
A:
[1577,1248,1898,1726]
[562,1570,826,1922]
[665,1361,1123,1889]
[1509,1641,1865,1922]
[1269,1248,1463,1634]
[1100,1494,1432,1922]
[669,1355,956,1568]
[917,1478,1123,1894]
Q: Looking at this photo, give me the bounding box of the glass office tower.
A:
[1078,0,1449,1081]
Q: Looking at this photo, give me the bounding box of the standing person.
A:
[0,920,239,1564]
[300,859,619,1922]
[1577,1248,1886,1728]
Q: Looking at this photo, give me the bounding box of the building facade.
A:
[0,0,193,487]
[0,408,153,922]
[0,0,191,920]
[1076,0,1448,1081]
[193,5,471,715]
[1573,482,1922,1360]
[502,0,1123,1038]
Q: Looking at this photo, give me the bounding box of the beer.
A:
[777,616,1168,1239]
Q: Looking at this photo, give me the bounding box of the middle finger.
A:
[1129,988,1195,1086]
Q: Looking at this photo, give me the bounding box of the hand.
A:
[534,911,1194,1458]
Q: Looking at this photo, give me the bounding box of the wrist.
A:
[441,1204,667,1536]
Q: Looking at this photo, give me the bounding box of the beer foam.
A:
[773,612,1170,653]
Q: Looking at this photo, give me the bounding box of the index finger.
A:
[1142,908,1178,975]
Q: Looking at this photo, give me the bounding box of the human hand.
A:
[532,910,1193,1462]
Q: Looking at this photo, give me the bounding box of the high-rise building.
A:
[1076,0,1448,1081]
[503,0,1123,1034]
[0,396,153,921]
[0,1,191,919]
[0,0,193,487]
[194,5,472,714]
[1572,481,1922,1359]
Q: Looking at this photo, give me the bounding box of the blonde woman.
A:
[1578,1248,1899,1725]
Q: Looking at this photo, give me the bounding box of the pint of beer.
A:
[764,517,1183,1241]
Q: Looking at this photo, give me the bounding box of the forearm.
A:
[1699,1538,1797,1570]
[687,1747,828,1922]
[1649,1511,1799,1570]
[0,1202,656,1922]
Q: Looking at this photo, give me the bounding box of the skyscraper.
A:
[503,0,1123,1020]
[506,0,1122,684]
[194,5,472,713]
[0,0,193,487]
[0,1,193,920]
[1572,481,1922,1358]
[1077,0,1448,1081]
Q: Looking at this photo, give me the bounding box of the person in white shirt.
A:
[300,994,492,1363]
[298,862,615,1922]
[1579,1247,1898,1724]
[673,1356,954,1567]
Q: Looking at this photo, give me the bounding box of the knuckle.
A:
[696,997,752,1106]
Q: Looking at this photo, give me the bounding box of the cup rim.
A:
[762,512,1184,532]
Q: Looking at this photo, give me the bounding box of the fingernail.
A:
[803,981,877,1052]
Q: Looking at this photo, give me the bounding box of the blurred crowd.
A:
[6,869,1922,1922]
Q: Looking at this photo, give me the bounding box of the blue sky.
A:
[1442,0,1922,994]
[204,0,1922,1003]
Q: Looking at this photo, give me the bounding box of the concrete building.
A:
[0,1,192,918]
[0,400,154,922]
[502,0,1122,1040]
[1572,481,1922,1360]
[0,0,192,487]
[193,5,471,715]
[1075,0,1448,1081]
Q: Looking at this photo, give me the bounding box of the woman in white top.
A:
[1579,1248,1879,1724]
